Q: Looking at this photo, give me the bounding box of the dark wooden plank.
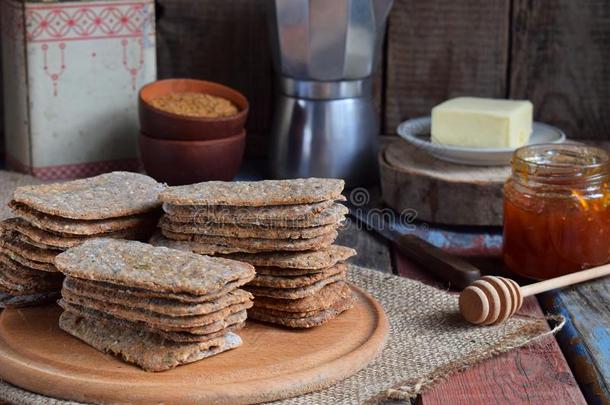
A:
[337,220,393,274]
[394,251,586,405]
[384,0,510,134]
[155,0,273,157]
[510,0,610,140]
[539,280,610,405]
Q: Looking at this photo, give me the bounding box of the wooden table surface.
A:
[337,219,609,405]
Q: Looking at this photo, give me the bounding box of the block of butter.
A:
[431,97,533,148]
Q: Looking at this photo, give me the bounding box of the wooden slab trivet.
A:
[379,139,510,226]
[0,285,387,405]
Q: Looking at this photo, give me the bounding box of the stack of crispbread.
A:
[0,172,163,308]
[56,238,255,372]
[151,178,356,328]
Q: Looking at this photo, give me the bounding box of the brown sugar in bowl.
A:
[138,129,246,185]
[139,79,249,141]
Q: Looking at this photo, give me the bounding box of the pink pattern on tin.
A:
[25,1,154,43]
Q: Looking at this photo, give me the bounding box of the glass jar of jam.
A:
[503,143,610,280]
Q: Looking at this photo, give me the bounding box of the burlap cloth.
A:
[0,171,564,404]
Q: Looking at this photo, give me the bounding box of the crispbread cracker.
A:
[159,216,340,239]
[0,247,57,272]
[246,272,346,299]
[9,202,159,236]
[249,294,354,328]
[0,269,61,294]
[160,229,338,253]
[160,178,345,207]
[164,202,347,227]
[2,217,153,249]
[64,277,253,317]
[60,291,253,330]
[12,172,164,220]
[55,239,255,294]
[59,311,242,372]
[253,281,351,312]
[221,245,356,270]
[61,301,246,343]
[66,276,251,304]
[249,263,347,288]
[0,229,58,263]
[0,253,56,278]
[0,291,59,308]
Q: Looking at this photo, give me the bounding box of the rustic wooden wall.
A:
[2,0,609,159]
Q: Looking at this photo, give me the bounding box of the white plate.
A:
[396,116,567,166]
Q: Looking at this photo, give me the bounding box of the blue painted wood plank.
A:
[539,279,610,405]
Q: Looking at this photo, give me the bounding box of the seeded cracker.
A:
[160,229,338,253]
[59,311,242,372]
[1,217,152,249]
[248,263,347,288]
[249,296,354,328]
[221,245,356,270]
[12,172,164,220]
[61,301,247,343]
[159,216,341,239]
[60,291,253,330]
[246,272,346,299]
[55,239,255,294]
[253,281,351,313]
[160,178,345,207]
[163,200,342,224]
[63,277,253,317]
[9,202,158,236]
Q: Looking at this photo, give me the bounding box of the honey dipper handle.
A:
[520,263,610,297]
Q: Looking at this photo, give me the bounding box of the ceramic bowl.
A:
[139,78,249,141]
[138,129,246,185]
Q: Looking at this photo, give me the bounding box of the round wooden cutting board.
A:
[0,285,388,404]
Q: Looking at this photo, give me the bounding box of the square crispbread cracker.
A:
[63,277,253,317]
[61,301,246,343]
[158,215,341,240]
[253,281,351,313]
[0,261,62,293]
[63,276,250,304]
[9,202,159,236]
[249,295,354,328]
[249,263,347,288]
[160,229,338,253]
[1,217,154,250]
[59,311,242,372]
[60,290,253,330]
[60,299,248,336]
[164,202,347,227]
[55,239,255,295]
[0,291,59,308]
[0,252,57,279]
[12,172,164,220]
[159,178,345,207]
[0,247,57,272]
[0,228,58,264]
[220,245,356,270]
[246,272,346,299]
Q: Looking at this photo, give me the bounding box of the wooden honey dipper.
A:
[459,263,610,325]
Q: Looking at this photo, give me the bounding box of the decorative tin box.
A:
[1,0,156,180]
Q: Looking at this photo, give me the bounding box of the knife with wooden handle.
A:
[348,206,481,289]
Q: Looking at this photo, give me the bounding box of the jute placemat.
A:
[0,171,564,403]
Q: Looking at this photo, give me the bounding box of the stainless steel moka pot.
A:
[266,0,393,186]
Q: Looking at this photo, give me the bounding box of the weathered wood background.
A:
[2,0,610,157]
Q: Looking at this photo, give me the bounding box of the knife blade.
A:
[348,204,481,289]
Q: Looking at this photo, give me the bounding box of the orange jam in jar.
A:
[503,144,610,280]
